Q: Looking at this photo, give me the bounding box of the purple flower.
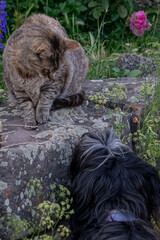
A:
[0,10,7,20]
[0,42,2,50]
[0,0,6,4]
[0,33,3,40]
[0,0,7,50]
[1,26,6,33]
[0,18,7,27]
[0,0,6,10]
[0,17,6,25]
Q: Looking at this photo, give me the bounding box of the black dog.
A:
[70,129,160,240]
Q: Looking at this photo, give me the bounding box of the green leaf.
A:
[76,20,85,26]
[25,3,35,18]
[50,184,56,190]
[79,5,88,11]
[111,13,119,21]
[112,67,120,73]
[128,69,141,77]
[89,31,95,46]
[60,2,66,11]
[92,9,101,19]
[88,1,98,8]
[124,69,130,75]
[117,5,128,19]
[64,13,70,26]
[102,0,109,11]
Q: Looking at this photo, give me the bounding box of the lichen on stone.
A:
[0,180,8,191]
[0,161,8,167]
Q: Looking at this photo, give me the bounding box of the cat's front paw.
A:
[36,108,50,124]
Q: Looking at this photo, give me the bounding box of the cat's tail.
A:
[51,90,85,110]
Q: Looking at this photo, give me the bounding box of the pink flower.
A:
[129,11,151,36]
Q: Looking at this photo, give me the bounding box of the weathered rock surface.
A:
[134,0,160,9]
[117,53,157,77]
[0,77,157,239]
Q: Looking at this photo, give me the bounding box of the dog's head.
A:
[70,129,160,239]
[77,221,158,240]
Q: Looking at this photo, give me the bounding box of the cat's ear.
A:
[63,39,79,52]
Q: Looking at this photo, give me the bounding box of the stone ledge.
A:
[117,54,157,78]
[0,77,157,239]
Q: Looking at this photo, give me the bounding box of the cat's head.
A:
[29,34,79,78]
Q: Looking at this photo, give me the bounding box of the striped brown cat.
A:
[3,14,88,126]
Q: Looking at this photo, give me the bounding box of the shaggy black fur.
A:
[70,129,160,240]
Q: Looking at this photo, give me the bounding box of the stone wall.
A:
[134,0,160,9]
[0,77,158,239]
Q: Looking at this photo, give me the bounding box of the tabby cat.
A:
[3,14,88,126]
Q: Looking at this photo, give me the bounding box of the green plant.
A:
[0,180,74,240]
[87,92,107,109]
[45,0,88,37]
[6,0,43,34]
[103,83,128,103]
[87,0,134,45]
[6,215,32,239]
[112,67,141,77]
[88,82,127,108]
[33,184,74,239]
[104,83,129,136]
[133,77,160,168]
[26,178,43,200]
[6,0,89,38]
[88,0,133,20]
[88,83,129,137]
[133,117,160,167]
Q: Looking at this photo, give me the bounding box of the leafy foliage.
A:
[88,0,133,20]
[0,180,74,239]
[5,0,134,39]
[6,0,88,37]
[133,78,160,167]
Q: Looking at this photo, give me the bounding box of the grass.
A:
[133,78,160,167]
[84,32,160,80]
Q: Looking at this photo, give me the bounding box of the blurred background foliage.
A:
[6,0,135,39]
[0,0,160,81]
[5,0,160,53]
